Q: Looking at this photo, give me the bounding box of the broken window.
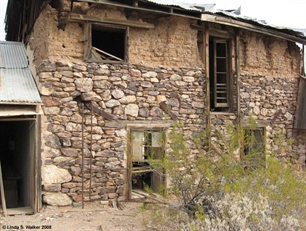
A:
[131,130,164,161]
[209,37,232,112]
[85,23,128,62]
[242,128,265,169]
[129,129,165,196]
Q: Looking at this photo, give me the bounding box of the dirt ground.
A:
[0,201,150,231]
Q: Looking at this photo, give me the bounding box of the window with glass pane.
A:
[131,130,164,161]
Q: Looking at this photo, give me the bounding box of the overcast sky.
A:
[0,0,305,41]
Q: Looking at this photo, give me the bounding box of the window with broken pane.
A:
[209,37,232,112]
[129,129,165,195]
[130,130,164,161]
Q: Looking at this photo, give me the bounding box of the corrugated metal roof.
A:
[205,8,306,37]
[144,0,215,12]
[144,0,306,41]
[0,41,42,104]
[0,41,29,68]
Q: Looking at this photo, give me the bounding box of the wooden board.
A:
[0,161,7,216]
[294,77,306,129]
[6,207,33,215]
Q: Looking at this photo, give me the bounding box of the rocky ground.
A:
[0,201,150,231]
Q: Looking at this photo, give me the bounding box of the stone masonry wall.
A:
[39,60,206,205]
[209,31,305,165]
[27,2,306,206]
[240,74,306,164]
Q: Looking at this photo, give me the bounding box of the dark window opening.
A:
[50,0,64,9]
[88,24,127,62]
[209,37,231,112]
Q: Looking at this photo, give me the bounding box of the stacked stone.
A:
[39,59,206,206]
[209,74,305,164]
[240,74,302,158]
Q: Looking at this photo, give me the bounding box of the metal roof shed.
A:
[0,41,42,117]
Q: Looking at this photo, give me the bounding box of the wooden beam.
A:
[83,101,115,120]
[93,47,123,61]
[235,29,240,121]
[69,13,155,29]
[159,101,178,121]
[204,25,211,151]
[73,0,200,20]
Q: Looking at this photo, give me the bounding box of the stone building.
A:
[1,0,306,213]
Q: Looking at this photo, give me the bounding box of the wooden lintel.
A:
[69,13,155,29]
[105,120,173,128]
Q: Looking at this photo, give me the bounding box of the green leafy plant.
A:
[145,118,306,230]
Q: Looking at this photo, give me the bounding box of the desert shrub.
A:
[146,121,306,231]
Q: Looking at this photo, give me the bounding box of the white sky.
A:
[0,0,305,40]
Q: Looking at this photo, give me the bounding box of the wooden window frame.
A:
[126,126,167,199]
[84,22,129,63]
[242,127,266,169]
[209,36,233,112]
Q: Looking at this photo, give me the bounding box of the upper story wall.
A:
[239,30,301,78]
[28,3,203,69]
[26,2,302,79]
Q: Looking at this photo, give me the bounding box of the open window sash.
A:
[213,39,229,108]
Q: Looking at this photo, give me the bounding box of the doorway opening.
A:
[0,119,38,215]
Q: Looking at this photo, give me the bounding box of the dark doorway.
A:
[0,120,37,213]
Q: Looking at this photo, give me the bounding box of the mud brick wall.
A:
[28,4,203,71]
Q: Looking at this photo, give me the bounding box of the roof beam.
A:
[73,0,200,19]
[69,13,155,29]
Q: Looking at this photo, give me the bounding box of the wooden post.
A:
[0,161,7,216]
[81,103,84,209]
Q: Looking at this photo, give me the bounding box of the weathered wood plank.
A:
[69,13,155,29]
[294,77,306,129]
[0,161,7,216]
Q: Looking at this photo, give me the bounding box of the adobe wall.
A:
[239,31,301,77]
[27,4,203,70]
